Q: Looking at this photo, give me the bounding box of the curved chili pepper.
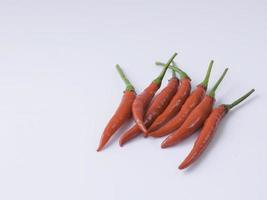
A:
[119,70,179,146]
[96,65,136,151]
[179,89,255,169]
[149,60,214,137]
[132,53,177,133]
[161,68,228,148]
[148,61,191,133]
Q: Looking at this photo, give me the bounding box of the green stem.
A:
[208,68,228,98]
[155,61,190,80]
[225,89,255,110]
[172,69,176,78]
[153,52,178,85]
[200,60,214,90]
[115,64,135,91]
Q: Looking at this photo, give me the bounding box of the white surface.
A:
[0,0,266,199]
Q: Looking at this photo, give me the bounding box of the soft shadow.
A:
[147,126,201,151]
[181,95,258,173]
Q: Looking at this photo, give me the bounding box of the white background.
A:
[0,0,266,199]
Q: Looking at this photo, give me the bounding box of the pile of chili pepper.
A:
[97,52,255,170]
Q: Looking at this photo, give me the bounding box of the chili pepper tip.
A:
[139,123,148,134]
[178,164,186,170]
[119,140,124,147]
[161,140,168,148]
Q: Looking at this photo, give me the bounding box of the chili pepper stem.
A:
[153,52,178,85]
[155,61,190,80]
[115,64,135,91]
[208,68,228,98]
[225,89,255,110]
[200,60,214,90]
[172,69,176,78]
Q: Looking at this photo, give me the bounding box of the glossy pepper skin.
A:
[148,60,214,137]
[161,68,228,148]
[149,61,213,137]
[142,76,179,127]
[132,82,160,132]
[119,76,179,146]
[179,88,255,170]
[149,85,205,137]
[97,65,136,151]
[147,61,192,133]
[148,78,191,132]
[179,105,226,169]
[132,53,177,133]
[161,95,214,148]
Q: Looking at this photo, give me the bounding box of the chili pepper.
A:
[96,65,136,151]
[132,53,177,133]
[148,61,191,133]
[149,60,214,137]
[179,89,255,170]
[161,68,228,148]
[119,70,179,146]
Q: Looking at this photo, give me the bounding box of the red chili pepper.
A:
[161,68,228,148]
[147,61,191,133]
[132,53,177,133]
[119,69,180,146]
[149,60,214,137]
[179,89,255,170]
[96,65,136,151]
